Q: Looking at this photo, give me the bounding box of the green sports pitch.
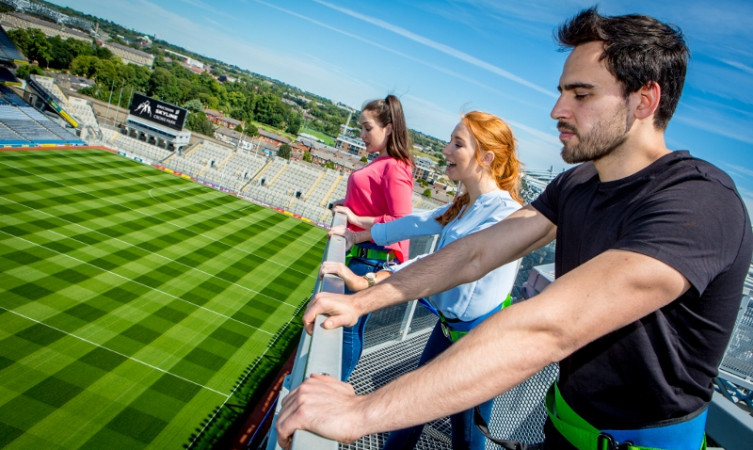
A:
[0,149,328,448]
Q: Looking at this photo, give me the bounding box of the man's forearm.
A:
[351,297,562,435]
[352,206,554,315]
[351,249,689,435]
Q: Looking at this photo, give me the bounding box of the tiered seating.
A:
[30,75,73,111]
[288,201,331,223]
[68,97,99,127]
[0,86,84,146]
[0,103,27,145]
[272,161,322,198]
[222,150,267,180]
[97,134,448,225]
[199,165,247,192]
[183,140,233,167]
[169,157,206,177]
[247,187,294,209]
[249,157,286,186]
[329,178,348,204]
[304,170,343,207]
[104,129,173,162]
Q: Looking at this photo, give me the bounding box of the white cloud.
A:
[674,100,753,146]
[312,0,557,99]
[252,0,550,111]
[723,164,753,180]
[720,59,753,77]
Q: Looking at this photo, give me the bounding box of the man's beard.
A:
[559,105,631,164]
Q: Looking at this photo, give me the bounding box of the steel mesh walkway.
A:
[339,303,557,450]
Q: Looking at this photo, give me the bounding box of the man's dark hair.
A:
[557,7,689,129]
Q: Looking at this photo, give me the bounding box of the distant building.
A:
[413,156,437,181]
[163,49,205,73]
[52,73,94,91]
[0,12,90,43]
[310,146,364,173]
[257,128,291,148]
[217,75,237,83]
[204,109,242,130]
[214,127,256,152]
[297,133,324,145]
[101,41,154,68]
[181,63,204,75]
[335,133,366,158]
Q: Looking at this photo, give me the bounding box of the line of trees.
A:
[7,27,327,137]
[8,20,447,153]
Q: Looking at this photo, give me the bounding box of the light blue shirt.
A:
[371,189,522,321]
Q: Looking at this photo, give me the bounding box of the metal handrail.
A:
[266,212,347,450]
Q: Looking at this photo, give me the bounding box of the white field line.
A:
[4,198,307,310]
[0,160,322,308]
[0,155,324,274]
[0,306,231,398]
[2,153,313,441]
[57,313,229,449]
[66,151,325,251]
[1,228,274,336]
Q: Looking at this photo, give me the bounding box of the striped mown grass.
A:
[0,149,327,449]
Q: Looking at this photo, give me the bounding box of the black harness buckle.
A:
[597,433,616,450]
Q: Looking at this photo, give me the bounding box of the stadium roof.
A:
[0,24,27,66]
[0,66,22,87]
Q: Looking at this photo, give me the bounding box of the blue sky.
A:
[48,0,753,213]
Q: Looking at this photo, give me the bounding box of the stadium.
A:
[1,7,752,450]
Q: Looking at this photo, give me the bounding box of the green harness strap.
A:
[545,383,706,450]
[346,245,395,262]
[441,293,513,342]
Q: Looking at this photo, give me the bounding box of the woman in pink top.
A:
[332,94,414,380]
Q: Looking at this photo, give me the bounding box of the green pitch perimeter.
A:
[0,149,327,449]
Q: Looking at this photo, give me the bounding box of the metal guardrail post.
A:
[266,213,347,450]
[399,299,419,342]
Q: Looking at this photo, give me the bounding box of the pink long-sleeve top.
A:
[344,155,413,262]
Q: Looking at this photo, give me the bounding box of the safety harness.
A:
[419,294,513,342]
[345,242,397,270]
[346,242,396,262]
[545,383,707,450]
[474,382,708,450]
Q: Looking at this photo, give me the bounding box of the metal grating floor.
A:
[720,298,753,381]
[340,329,453,450]
[339,305,557,450]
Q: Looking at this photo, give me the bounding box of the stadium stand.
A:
[68,96,99,127]
[0,85,85,147]
[100,127,172,163]
[0,20,445,224]
[0,26,87,147]
[26,74,79,128]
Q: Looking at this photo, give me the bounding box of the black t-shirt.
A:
[531,151,752,433]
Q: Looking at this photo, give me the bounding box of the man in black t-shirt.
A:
[530,150,751,448]
[276,8,753,450]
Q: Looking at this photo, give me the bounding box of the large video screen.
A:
[130,93,187,131]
